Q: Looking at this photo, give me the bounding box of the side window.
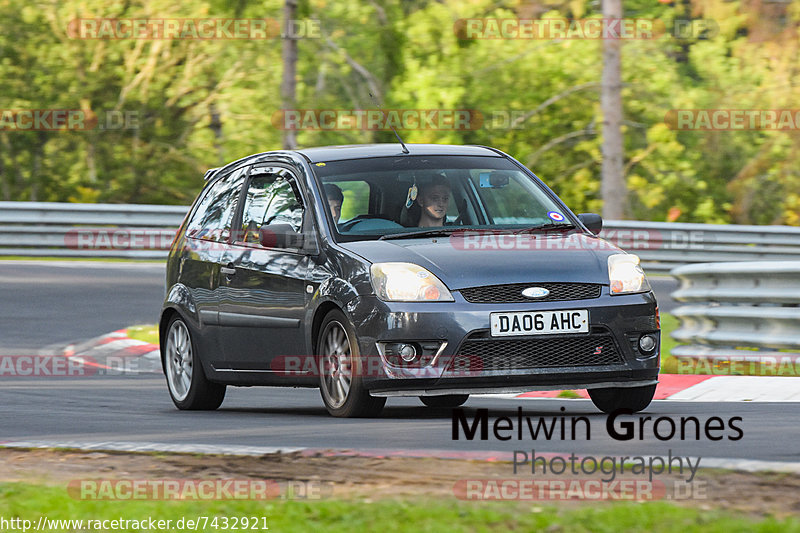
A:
[336,181,370,221]
[240,167,304,244]
[241,167,278,243]
[186,167,248,242]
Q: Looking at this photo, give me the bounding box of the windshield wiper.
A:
[513,223,577,235]
[379,228,459,240]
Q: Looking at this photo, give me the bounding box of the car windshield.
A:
[313,155,576,241]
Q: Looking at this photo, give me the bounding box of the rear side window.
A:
[186,167,248,242]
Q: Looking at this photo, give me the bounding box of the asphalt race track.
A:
[0,377,797,464]
[0,261,166,351]
[5,260,791,466]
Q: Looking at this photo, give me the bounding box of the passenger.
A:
[416,176,451,227]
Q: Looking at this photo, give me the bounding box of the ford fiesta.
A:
[160,144,659,417]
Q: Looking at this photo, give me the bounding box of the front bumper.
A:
[346,287,660,396]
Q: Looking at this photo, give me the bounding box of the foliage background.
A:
[1,0,799,224]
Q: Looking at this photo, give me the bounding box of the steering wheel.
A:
[339,214,386,232]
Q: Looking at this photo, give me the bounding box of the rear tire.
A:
[588,384,656,414]
[419,395,469,408]
[164,315,226,410]
[318,310,386,417]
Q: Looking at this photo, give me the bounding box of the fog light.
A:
[377,341,441,367]
[639,334,657,353]
[399,344,417,362]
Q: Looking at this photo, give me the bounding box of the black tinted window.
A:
[186,167,247,242]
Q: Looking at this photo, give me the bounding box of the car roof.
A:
[204,144,507,182]
[295,143,503,163]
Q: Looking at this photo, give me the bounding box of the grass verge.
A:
[1,481,798,532]
[126,325,160,345]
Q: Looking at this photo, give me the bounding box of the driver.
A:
[324,183,344,224]
[416,176,451,227]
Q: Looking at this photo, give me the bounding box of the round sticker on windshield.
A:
[547,211,565,222]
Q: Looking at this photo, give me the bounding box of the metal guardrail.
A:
[0,202,186,259]
[0,202,186,227]
[1,201,800,267]
[670,261,800,360]
[599,220,800,273]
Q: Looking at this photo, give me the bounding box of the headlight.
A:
[370,263,454,302]
[608,254,650,295]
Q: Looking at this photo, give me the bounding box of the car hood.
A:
[339,231,622,290]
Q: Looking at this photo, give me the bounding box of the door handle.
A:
[220,264,236,276]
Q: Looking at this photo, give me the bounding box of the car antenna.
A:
[369,92,409,154]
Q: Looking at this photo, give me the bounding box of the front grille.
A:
[459,283,601,304]
[452,332,623,371]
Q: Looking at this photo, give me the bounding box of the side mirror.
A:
[259,224,304,249]
[578,213,603,235]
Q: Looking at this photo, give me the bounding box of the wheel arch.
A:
[311,301,344,355]
[158,307,184,374]
[159,283,199,364]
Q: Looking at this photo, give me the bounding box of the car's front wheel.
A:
[318,310,386,418]
[588,384,656,414]
[164,315,226,410]
[419,395,469,408]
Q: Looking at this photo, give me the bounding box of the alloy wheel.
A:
[320,321,353,409]
[166,319,193,402]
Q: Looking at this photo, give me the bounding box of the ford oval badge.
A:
[521,287,550,299]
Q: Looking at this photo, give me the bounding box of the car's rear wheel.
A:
[419,395,469,408]
[318,310,386,417]
[588,384,656,414]
[164,315,226,410]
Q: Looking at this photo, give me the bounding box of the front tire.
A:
[419,395,469,408]
[318,310,386,418]
[588,384,656,414]
[164,315,226,410]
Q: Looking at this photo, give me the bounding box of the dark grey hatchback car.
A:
[160,144,660,417]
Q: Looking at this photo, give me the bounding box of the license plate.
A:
[490,309,589,337]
